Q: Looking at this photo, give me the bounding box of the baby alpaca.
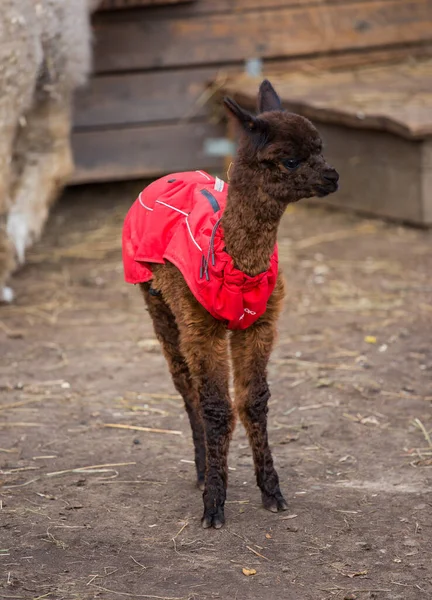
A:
[123,80,339,528]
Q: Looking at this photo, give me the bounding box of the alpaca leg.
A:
[230,278,288,512]
[141,283,206,489]
[179,320,233,528]
[7,96,73,264]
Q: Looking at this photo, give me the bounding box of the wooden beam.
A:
[92,0,432,73]
[98,0,194,9]
[71,121,225,183]
[97,0,398,18]
[73,68,216,128]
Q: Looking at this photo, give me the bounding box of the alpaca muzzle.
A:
[316,167,339,196]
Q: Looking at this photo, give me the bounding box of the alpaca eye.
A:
[282,158,301,170]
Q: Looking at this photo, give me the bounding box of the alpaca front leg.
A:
[231,308,288,513]
[177,320,234,529]
[154,266,235,527]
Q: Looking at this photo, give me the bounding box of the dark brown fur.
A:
[138,80,339,528]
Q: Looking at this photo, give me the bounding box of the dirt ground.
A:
[1,181,431,600]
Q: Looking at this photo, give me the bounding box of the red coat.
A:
[122,170,278,330]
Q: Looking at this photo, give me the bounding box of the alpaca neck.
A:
[221,182,285,277]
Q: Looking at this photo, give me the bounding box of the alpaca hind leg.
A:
[7,96,73,264]
[230,280,288,512]
[141,282,206,488]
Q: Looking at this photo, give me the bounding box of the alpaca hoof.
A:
[262,491,288,513]
[201,506,225,529]
[197,479,205,492]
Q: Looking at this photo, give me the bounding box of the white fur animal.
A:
[0,0,101,302]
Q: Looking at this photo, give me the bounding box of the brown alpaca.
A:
[126,80,339,528]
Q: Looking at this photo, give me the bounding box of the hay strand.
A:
[46,462,136,477]
[103,424,182,436]
[411,418,432,448]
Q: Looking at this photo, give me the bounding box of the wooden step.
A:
[221,60,432,140]
[213,59,432,225]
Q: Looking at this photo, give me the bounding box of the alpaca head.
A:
[224,80,339,204]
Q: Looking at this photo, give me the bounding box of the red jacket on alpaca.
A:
[122,170,278,330]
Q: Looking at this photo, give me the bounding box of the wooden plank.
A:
[96,0,398,18]
[98,0,194,9]
[73,68,216,128]
[93,0,432,73]
[269,43,432,74]
[71,121,225,183]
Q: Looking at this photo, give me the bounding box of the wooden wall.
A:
[72,0,432,183]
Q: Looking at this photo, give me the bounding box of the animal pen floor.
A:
[1,182,431,600]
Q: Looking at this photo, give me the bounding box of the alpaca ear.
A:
[258,79,282,113]
[223,96,260,132]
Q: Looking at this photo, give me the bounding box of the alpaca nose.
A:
[323,168,339,183]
